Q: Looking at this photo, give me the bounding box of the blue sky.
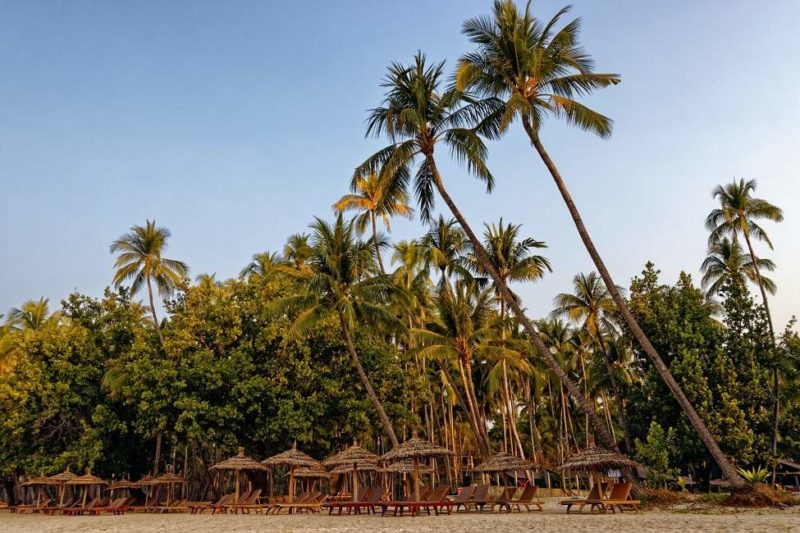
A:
[1,0,799,329]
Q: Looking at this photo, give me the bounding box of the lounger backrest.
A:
[367,488,383,503]
[497,487,515,502]
[425,484,450,503]
[586,483,602,500]
[517,484,537,502]
[473,484,490,502]
[608,482,632,501]
[247,489,262,504]
[454,485,476,503]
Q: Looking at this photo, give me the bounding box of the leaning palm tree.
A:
[466,218,551,455]
[333,171,413,274]
[268,215,401,447]
[456,1,745,486]
[356,52,618,452]
[701,237,776,299]
[705,177,783,477]
[553,272,631,452]
[110,220,189,344]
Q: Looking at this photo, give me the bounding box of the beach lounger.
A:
[506,484,543,512]
[489,487,517,512]
[559,482,607,513]
[271,491,324,514]
[420,484,454,515]
[227,489,262,514]
[325,487,379,515]
[586,481,640,513]
[187,493,232,515]
[462,484,491,512]
[452,486,477,512]
[378,487,435,517]
[62,497,107,516]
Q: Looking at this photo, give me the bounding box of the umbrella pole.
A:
[288,467,295,504]
[82,486,87,507]
[413,458,420,502]
[353,463,359,502]
[235,471,240,504]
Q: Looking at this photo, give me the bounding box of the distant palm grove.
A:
[1,1,797,498]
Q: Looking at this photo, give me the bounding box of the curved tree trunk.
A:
[522,120,746,489]
[461,355,492,458]
[370,212,387,275]
[338,311,400,448]
[425,154,618,454]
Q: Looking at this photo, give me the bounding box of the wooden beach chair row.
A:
[559,481,640,513]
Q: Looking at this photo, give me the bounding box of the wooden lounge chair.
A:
[586,481,640,513]
[463,484,491,512]
[187,493,232,515]
[506,484,543,512]
[325,487,379,515]
[452,486,476,512]
[490,487,518,512]
[213,491,248,515]
[12,498,52,514]
[420,484,453,515]
[378,487,434,517]
[560,482,607,513]
[63,497,107,516]
[271,491,324,514]
[41,497,77,515]
[227,489,262,514]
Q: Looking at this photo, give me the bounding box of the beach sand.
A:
[2,500,798,532]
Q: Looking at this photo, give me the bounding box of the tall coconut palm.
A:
[701,237,776,299]
[466,219,551,456]
[110,220,188,344]
[356,52,618,452]
[391,240,432,329]
[553,272,631,452]
[240,251,283,280]
[268,214,401,447]
[456,1,744,486]
[705,177,783,476]
[413,281,505,458]
[333,172,413,274]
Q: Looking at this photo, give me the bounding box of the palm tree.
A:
[467,219,551,456]
[333,172,413,274]
[457,1,745,487]
[391,240,432,329]
[413,281,505,458]
[268,215,401,447]
[705,177,783,477]
[356,52,618,452]
[5,298,61,331]
[110,220,188,344]
[701,237,776,299]
[423,216,468,283]
[240,251,283,280]
[283,233,313,271]
[553,272,631,452]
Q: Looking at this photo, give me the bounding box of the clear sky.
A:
[1,0,799,329]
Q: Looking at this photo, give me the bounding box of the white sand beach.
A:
[2,501,798,533]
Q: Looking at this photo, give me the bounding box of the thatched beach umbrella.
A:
[381,435,452,502]
[560,447,638,489]
[473,452,534,473]
[22,474,50,504]
[46,468,77,506]
[209,447,267,504]
[323,441,379,501]
[65,470,107,507]
[262,443,321,504]
[149,472,186,504]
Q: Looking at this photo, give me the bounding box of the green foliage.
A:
[634,422,680,487]
[737,465,770,485]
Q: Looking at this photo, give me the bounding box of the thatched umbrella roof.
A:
[262,443,320,469]
[330,460,378,475]
[379,460,435,474]
[323,442,379,468]
[210,447,268,472]
[287,466,329,479]
[559,447,638,473]
[22,475,50,486]
[46,469,77,484]
[110,480,140,490]
[150,472,187,485]
[380,436,453,463]
[65,472,107,486]
[473,452,535,473]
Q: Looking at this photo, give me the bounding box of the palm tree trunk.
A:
[154,432,162,474]
[370,212,387,274]
[460,356,492,458]
[595,333,632,453]
[337,311,399,448]
[146,276,165,345]
[521,122,747,489]
[742,230,780,484]
[425,153,618,454]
